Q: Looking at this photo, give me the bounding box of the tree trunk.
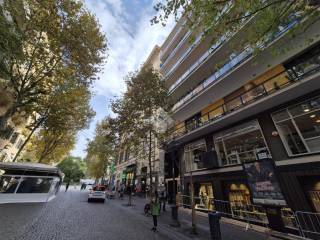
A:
[12,118,44,162]
[148,130,153,192]
[38,153,46,163]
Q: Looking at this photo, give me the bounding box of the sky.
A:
[71,0,175,158]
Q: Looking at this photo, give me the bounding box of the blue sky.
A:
[71,0,175,158]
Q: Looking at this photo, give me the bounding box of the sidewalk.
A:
[111,195,294,240]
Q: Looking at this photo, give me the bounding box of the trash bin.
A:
[208,211,222,240]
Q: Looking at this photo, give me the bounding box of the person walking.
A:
[150,192,160,232]
[119,183,124,200]
[160,189,167,212]
[65,181,70,192]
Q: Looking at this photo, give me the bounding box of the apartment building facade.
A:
[160,11,320,233]
[0,116,29,162]
[114,46,167,192]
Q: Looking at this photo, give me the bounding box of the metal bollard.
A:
[208,211,222,240]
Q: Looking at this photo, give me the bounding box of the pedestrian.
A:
[160,189,167,212]
[65,181,70,192]
[119,183,124,200]
[150,191,160,232]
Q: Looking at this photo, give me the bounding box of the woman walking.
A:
[150,192,160,232]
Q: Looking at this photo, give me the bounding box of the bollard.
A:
[208,211,222,240]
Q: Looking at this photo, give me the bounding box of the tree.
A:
[57,156,86,183]
[0,1,23,79]
[26,130,76,164]
[152,0,320,52]
[111,67,168,190]
[0,0,107,131]
[14,77,95,163]
[86,117,118,179]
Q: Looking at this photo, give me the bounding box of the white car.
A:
[88,185,106,203]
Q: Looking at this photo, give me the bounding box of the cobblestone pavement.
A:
[0,187,170,240]
[0,187,280,240]
[116,195,280,240]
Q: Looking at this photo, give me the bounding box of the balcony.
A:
[161,30,193,72]
[170,19,299,113]
[165,55,320,143]
[163,33,203,79]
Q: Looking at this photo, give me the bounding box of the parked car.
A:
[88,185,106,203]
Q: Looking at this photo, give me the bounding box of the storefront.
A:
[272,95,320,156]
[214,120,271,166]
[195,182,214,211]
[184,139,207,172]
[300,176,320,213]
[124,164,136,187]
[224,181,251,207]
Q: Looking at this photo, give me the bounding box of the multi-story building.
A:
[0,116,29,162]
[114,45,167,192]
[160,10,320,233]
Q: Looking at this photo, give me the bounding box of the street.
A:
[0,186,281,240]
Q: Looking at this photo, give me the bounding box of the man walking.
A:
[160,189,167,212]
[65,181,70,192]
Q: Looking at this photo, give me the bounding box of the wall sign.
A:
[243,159,287,206]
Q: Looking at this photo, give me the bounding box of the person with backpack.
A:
[150,191,160,232]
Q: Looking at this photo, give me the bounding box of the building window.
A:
[272,96,320,156]
[124,148,130,162]
[285,43,320,80]
[214,120,270,166]
[0,153,8,162]
[184,139,207,172]
[16,139,24,149]
[0,126,14,140]
[10,132,18,145]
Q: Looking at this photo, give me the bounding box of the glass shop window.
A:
[184,139,207,172]
[272,96,320,156]
[214,120,270,166]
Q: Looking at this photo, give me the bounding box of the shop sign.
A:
[243,159,286,206]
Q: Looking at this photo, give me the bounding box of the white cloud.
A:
[89,0,174,96]
[71,0,175,158]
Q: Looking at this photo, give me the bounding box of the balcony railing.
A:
[165,7,251,83]
[168,33,229,92]
[161,30,192,71]
[170,19,299,112]
[164,33,203,79]
[161,2,232,74]
[166,57,320,142]
[161,25,185,60]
